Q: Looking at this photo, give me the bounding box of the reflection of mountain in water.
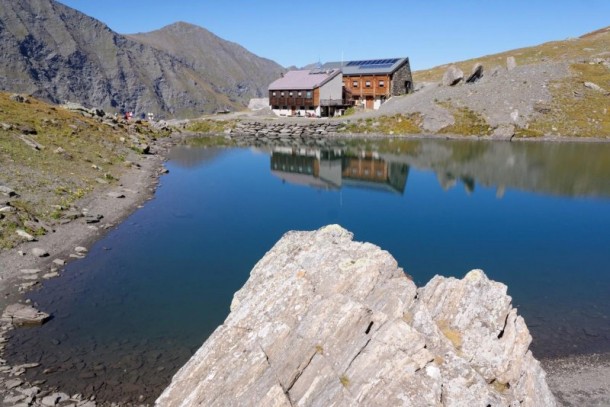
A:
[167,146,226,169]
[377,140,610,198]
[270,147,410,194]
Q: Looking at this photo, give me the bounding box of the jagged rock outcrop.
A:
[0,0,284,118]
[157,225,556,406]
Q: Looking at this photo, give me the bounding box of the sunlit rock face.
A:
[157,225,556,407]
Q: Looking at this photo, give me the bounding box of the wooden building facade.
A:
[322,58,413,110]
[268,69,348,117]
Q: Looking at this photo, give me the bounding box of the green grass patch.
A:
[527,63,610,137]
[341,114,422,135]
[0,92,159,248]
[185,119,235,134]
[437,102,492,136]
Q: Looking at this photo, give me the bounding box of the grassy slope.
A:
[413,26,610,137]
[0,93,167,248]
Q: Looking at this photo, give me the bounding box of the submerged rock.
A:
[157,225,555,406]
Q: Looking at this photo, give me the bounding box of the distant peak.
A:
[161,21,209,33]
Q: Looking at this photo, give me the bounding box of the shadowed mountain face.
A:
[0,0,284,118]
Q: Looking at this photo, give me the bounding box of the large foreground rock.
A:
[157,225,555,406]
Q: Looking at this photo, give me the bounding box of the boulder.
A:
[442,65,464,86]
[466,63,484,83]
[157,225,555,407]
[32,248,49,257]
[2,303,50,326]
[507,56,517,71]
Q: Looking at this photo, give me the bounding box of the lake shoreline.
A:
[0,132,609,405]
[0,132,182,406]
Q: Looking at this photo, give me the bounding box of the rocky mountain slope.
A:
[127,22,284,109]
[0,0,283,118]
[157,225,555,406]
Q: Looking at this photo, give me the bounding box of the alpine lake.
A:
[5,137,610,404]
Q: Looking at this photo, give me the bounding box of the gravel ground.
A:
[542,353,610,406]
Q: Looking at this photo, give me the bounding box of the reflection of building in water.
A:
[270,148,409,194]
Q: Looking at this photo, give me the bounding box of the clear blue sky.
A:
[57,1,610,70]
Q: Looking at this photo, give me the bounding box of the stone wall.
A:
[391,59,414,95]
[157,225,556,407]
[229,121,343,147]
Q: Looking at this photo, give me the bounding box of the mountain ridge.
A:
[126,21,284,107]
[0,0,284,118]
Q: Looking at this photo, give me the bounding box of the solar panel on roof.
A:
[359,63,394,70]
[345,58,401,69]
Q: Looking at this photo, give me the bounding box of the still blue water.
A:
[7,139,610,402]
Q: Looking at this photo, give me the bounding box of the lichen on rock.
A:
[157,225,556,406]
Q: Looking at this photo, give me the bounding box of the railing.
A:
[320,99,347,107]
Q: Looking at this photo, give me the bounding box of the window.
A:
[306,91,312,98]
[298,91,302,96]
[289,91,293,96]
[379,80,385,87]
[280,91,284,96]
[272,91,276,96]
[365,81,371,88]
[353,80,359,88]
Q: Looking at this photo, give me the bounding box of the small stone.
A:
[4,378,24,389]
[53,259,66,266]
[16,229,36,241]
[75,246,88,254]
[54,147,66,154]
[14,362,40,369]
[43,272,60,279]
[9,94,28,103]
[0,186,18,197]
[18,386,40,397]
[19,281,39,290]
[0,206,16,213]
[507,56,517,70]
[84,214,103,224]
[3,394,26,404]
[20,269,41,274]
[107,192,125,199]
[584,81,606,92]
